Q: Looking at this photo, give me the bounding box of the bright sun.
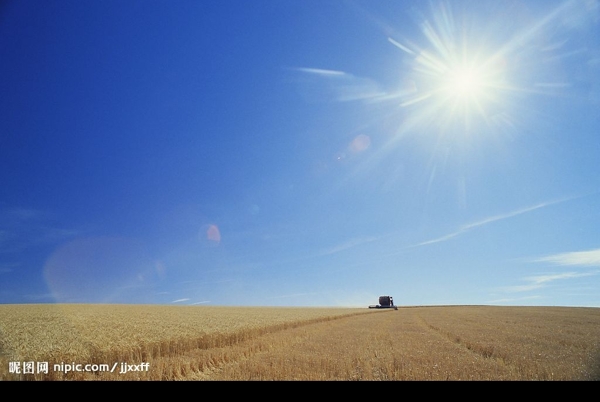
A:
[391,32,508,131]
[389,15,509,131]
[444,65,486,99]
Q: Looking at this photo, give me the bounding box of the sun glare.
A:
[391,42,508,133]
[396,45,507,133]
[445,65,486,99]
[387,6,514,133]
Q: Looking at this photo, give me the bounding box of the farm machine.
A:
[369,295,398,310]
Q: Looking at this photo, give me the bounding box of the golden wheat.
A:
[0,304,368,380]
[203,306,600,380]
[1,304,599,380]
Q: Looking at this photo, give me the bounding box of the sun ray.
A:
[385,0,586,142]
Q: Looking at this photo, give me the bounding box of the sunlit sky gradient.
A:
[1,0,599,307]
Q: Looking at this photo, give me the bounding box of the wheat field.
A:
[1,304,599,380]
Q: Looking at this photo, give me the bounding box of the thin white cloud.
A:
[500,271,599,293]
[524,271,598,284]
[498,241,600,296]
[320,236,378,256]
[408,196,579,249]
[191,301,210,305]
[294,67,346,76]
[500,283,545,293]
[408,231,463,248]
[293,67,386,102]
[487,295,542,304]
[535,248,600,267]
[461,199,569,231]
[387,37,415,55]
[171,298,190,303]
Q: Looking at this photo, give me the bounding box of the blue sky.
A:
[1,0,599,307]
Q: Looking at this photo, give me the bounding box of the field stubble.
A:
[1,304,599,380]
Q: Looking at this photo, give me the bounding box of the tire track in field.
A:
[187,309,513,380]
[415,314,509,363]
[156,307,599,380]
[185,310,399,380]
[152,310,376,380]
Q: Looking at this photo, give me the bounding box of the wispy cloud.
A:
[320,236,378,256]
[171,298,190,303]
[293,67,386,102]
[525,271,598,284]
[500,271,599,293]
[408,231,463,248]
[534,248,600,267]
[487,295,542,304]
[500,283,546,293]
[190,300,210,305]
[498,243,600,296]
[295,67,346,76]
[388,37,415,55]
[408,197,578,249]
[463,197,578,230]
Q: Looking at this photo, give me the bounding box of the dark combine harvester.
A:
[369,295,398,310]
